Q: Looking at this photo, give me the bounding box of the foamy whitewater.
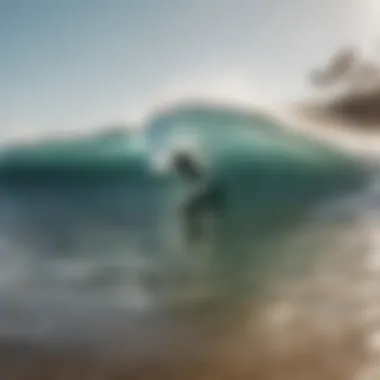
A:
[0,101,380,377]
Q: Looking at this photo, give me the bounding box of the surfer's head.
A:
[171,150,203,181]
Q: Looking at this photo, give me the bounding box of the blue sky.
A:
[0,0,375,135]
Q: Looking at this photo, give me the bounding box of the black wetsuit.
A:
[172,152,225,244]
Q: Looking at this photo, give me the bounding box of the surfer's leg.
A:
[184,180,227,241]
[182,185,208,244]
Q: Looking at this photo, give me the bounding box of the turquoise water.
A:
[0,103,370,339]
[145,104,368,295]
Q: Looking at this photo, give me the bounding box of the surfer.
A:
[170,149,225,246]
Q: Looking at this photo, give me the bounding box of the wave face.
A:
[0,103,370,340]
[145,104,367,239]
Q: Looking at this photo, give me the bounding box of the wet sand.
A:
[0,296,366,380]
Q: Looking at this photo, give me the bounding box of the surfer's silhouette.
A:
[171,150,225,246]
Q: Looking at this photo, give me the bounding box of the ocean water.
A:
[0,103,376,376]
